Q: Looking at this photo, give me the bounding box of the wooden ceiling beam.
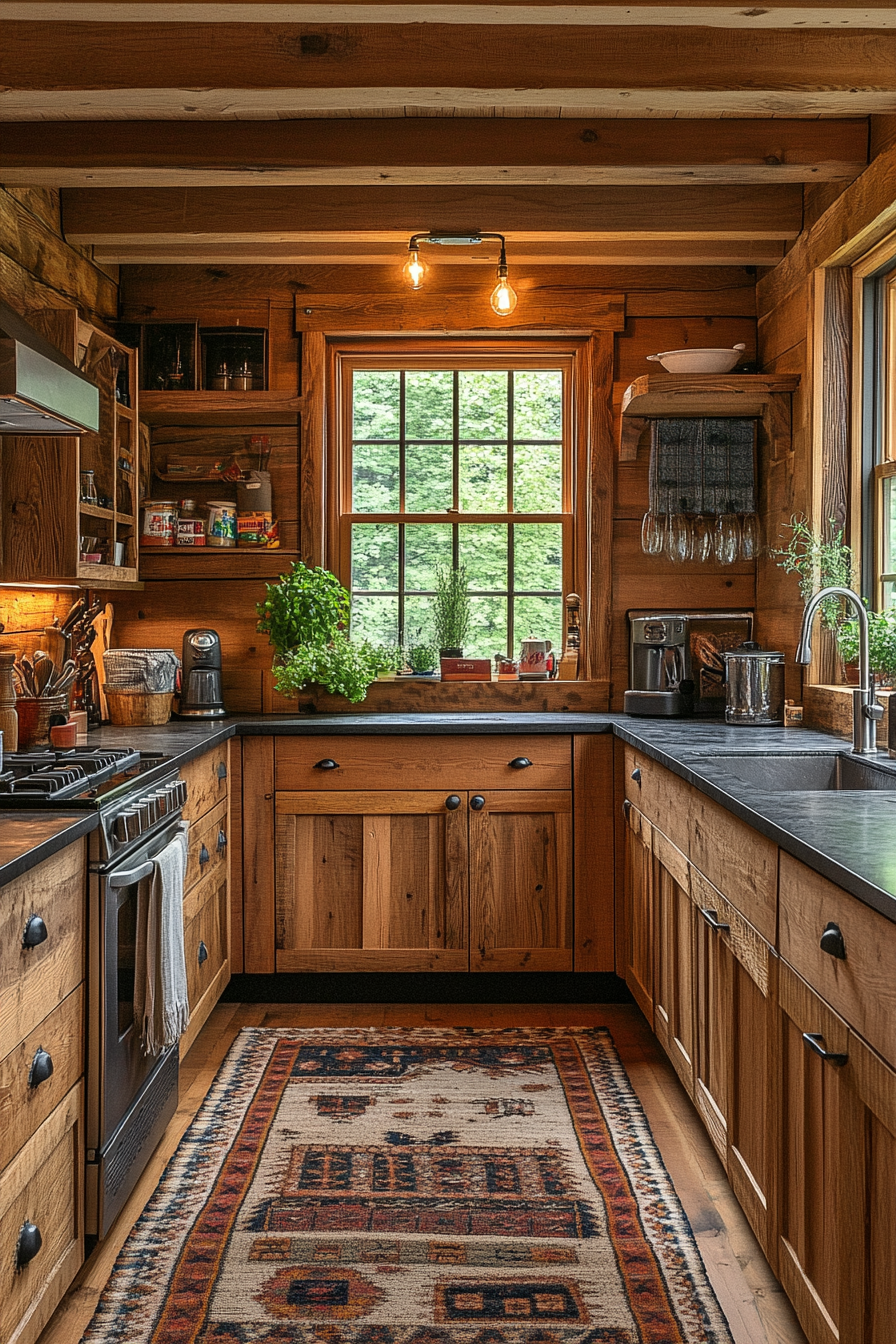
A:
[92,239,786,265]
[5,1,894,26]
[3,23,893,98]
[61,183,804,243]
[0,118,868,187]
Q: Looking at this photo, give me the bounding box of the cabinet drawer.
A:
[181,743,229,824]
[0,841,85,1060]
[184,872,228,1017]
[690,791,777,943]
[184,798,228,895]
[0,1084,83,1344]
[779,852,896,1066]
[276,736,571,792]
[0,986,83,1178]
[623,747,690,855]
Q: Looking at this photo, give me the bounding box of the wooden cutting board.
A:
[92,603,114,721]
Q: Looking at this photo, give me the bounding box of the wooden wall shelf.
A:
[140,391,304,426]
[618,372,800,460]
[139,548,298,580]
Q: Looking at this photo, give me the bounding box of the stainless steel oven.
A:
[84,769,188,1240]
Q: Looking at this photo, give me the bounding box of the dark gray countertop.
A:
[6,711,896,926]
[0,811,97,886]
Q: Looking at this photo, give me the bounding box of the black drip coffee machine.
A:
[176,628,227,718]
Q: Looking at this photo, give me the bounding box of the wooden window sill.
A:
[803,683,893,747]
[263,674,610,715]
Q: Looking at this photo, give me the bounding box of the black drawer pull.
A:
[199,844,209,866]
[15,1222,42,1271]
[198,940,209,965]
[802,1032,848,1066]
[22,915,47,949]
[509,757,532,769]
[314,758,339,770]
[700,907,731,934]
[217,829,227,852]
[631,767,642,785]
[819,922,846,960]
[28,1049,54,1089]
[622,798,631,820]
[217,761,227,780]
[471,795,486,811]
[445,795,461,811]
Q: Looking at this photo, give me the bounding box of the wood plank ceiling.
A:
[0,1,893,267]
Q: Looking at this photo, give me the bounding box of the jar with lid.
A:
[207,500,237,547]
[230,361,253,392]
[79,469,98,504]
[176,499,207,547]
[212,362,230,392]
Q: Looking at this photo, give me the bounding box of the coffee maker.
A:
[624,614,692,717]
[176,628,227,718]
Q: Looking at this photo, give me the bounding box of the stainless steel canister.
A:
[723,642,785,725]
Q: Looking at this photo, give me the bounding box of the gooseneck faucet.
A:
[796,586,883,755]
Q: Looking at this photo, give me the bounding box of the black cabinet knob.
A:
[198,940,209,965]
[22,915,47,949]
[802,1032,848,1066]
[217,761,228,780]
[199,844,209,866]
[28,1048,54,1089]
[471,795,486,811]
[819,922,846,960]
[15,1222,42,1271]
[217,829,227,852]
[445,795,461,811]
[314,759,339,770]
[622,799,631,819]
[509,757,532,769]
[631,767,642,785]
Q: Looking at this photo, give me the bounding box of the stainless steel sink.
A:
[705,753,896,791]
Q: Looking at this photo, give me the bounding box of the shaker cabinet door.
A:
[469,790,572,972]
[275,791,469,972]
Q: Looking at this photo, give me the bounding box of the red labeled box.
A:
[439,657,492,682]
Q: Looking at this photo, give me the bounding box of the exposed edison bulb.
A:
[490,262,517,315]
[402,248,428,289]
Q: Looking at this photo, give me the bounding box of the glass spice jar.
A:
[176,499,207,547]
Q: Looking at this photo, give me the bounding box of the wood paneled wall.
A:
[0,186,118,325]
[113,261,760,711]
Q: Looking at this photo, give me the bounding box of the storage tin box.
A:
[439,657,492,682]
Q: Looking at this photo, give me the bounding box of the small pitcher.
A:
[519,636,556,681]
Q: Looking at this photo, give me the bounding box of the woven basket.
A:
[104,686,173,726]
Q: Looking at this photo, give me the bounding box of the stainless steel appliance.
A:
[0,746,187,1240]
[624,614,691,717]
[723,642,785,725]
[177,628,226,718]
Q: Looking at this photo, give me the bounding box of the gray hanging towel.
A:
[650,417,756,516]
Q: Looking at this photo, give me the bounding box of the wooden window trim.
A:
[313,333,613,686]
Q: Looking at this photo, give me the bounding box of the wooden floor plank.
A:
[37,1002,807,1344]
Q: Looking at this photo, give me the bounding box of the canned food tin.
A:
[141,500,177,547]
[207,500,237,547]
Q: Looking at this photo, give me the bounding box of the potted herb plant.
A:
[433,564,471,657]
[406,640,439,675]
[771,515,854,633]
[256,561,390,704]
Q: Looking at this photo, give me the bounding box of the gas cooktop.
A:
[0,747,172,807]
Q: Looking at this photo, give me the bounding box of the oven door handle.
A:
[108,859,155,888]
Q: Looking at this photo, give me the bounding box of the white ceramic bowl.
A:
[646,344,746,374]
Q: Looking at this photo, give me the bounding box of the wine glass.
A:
[641,510,666,556]
[739,512,761,561]
[665,510,691,564]
[713,509,740,565]
[690,514,712,563]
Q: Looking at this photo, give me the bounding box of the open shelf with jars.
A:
[0,305,143,590]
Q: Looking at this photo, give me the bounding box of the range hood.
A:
[0,300,100,435]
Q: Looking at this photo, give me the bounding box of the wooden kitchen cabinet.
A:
[469,790,572,971]
[652,827,696,1097]
[622,799,654,1020]
[179,742,231,1057]
[275,790,469,972]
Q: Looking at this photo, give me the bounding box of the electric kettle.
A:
[176,628,227,718]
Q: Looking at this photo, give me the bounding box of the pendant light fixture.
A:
[402,232,518,316]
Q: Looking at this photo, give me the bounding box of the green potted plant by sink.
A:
[256,560,394,704]
[433,564,471,658]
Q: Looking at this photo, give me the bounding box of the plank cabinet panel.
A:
[689,790,777,943]
[623,746,690,856]
[470,791,572,972]
[779,851,896,1069]
[184,797,228,895]
[0,986,83,1180]
[0,841,85,1060]
[653,845,696,1098]
[622,802,654,1022]
[181,741,229,825]
[275,735,571,792]
[775,961,845,1344]
[275,792,468,972]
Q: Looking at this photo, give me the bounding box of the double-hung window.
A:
[334,348,576,659]
[864,260,896,607]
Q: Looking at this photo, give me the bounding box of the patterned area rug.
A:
[82,1028,734,1344]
